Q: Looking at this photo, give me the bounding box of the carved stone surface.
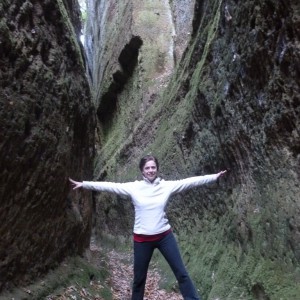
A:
[86,0,300,298]
[0,0,95,290]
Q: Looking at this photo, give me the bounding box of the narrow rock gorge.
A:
[1,0,300,299]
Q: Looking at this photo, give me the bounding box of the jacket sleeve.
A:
[167,174,219,195]
[82,181,133,197]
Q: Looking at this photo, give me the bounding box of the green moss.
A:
[56,0,85,69]
[130,0,224,164]
[91,0,300,298]
[148,210,300,300]
[2,256,112,300]
[0,18,9,36]
[138,10,157,28]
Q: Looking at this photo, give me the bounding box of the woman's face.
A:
[142,160,158,182]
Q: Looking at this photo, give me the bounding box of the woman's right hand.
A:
[69,178,83,190]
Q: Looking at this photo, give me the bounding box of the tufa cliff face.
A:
[0,0,299,298]
[0,0,95,290]
[86,0,300,299]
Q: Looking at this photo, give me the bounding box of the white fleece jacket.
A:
[82,174,219,235]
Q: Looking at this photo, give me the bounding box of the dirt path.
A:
[90,242,183,300]
[1,242,183,300]
[106,249,182,300]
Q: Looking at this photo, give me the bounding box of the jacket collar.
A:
[143,176,161,185]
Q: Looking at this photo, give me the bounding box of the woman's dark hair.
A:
[139,155,159,171]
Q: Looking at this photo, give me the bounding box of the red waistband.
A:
[133,228,172,242]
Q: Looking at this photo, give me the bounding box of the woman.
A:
[69,155,226,300]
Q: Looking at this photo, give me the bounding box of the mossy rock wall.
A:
[87,0,300,299]
[0,0,95,291]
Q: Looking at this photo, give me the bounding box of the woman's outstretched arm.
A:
[166,169,228,195]
[68,177,133,196]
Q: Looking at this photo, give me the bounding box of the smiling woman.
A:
[139,155,159,182]
[69,155,226,300]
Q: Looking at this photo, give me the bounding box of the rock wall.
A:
[84,0,180,237]
[0,0,95,291]
[86,0,300,299]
